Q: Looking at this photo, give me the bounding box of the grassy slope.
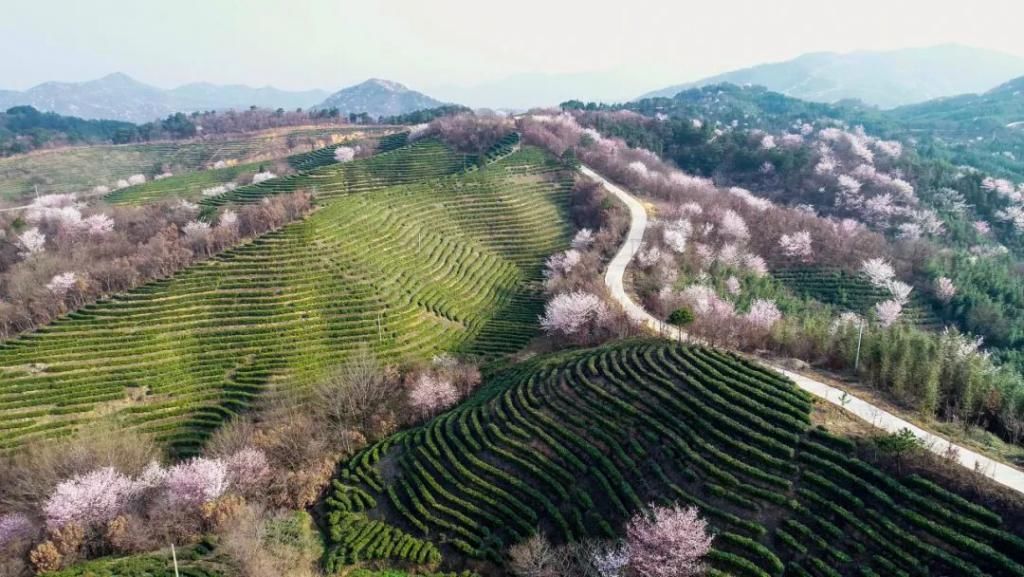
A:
[0,126,380,202]
[324,340,1024,577]
[0,143,570,455]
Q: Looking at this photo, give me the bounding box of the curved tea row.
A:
[327,341,1024,577]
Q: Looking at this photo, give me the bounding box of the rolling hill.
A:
[323,340,1024,576]
[641,45,1024,109]
[0,140,571,455]
[890,75,1024,131]
[317,79,448,118]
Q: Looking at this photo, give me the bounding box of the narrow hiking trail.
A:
[582,163,1024,495]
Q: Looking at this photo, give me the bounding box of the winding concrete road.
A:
[583,163,1024,495]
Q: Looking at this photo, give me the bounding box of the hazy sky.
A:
[3,0,1023,96]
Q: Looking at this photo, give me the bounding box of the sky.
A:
[2,0,1024,101]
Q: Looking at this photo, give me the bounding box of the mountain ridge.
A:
[640,44,1024,109]
[0,73,331,123]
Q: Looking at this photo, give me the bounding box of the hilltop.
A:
[317,79,448,118]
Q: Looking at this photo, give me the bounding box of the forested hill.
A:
[0,106,137,156]
[607,78,1024,181]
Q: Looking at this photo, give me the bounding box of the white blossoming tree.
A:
[18,227,47,256]
[540,291,610,344]
[778,231,813,262]
[334,146,356,163]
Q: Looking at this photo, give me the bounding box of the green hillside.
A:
[0,144,571,455]
[0,125,380,202]
[324,340,1024,577]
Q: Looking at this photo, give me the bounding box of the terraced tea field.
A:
[774,268,943,329]
[103,129,410,206]
[0,144,571,454]
[0,125,384,202]
[325,340,1024,576]
[107,133,521,208]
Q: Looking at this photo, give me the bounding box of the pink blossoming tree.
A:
[626,503,712,577]
[43,467,139,530]
[164,458,230,506]
[408,373,460,417]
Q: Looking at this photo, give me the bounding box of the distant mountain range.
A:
[0,74,450,124]
[316,79,447,118]
[0,73,330,123]
[640,45,1024,109]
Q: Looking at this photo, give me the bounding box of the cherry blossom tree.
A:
[202,184,231,197]
[873,139,903,159]
[727,187,771,211]
[18,227,47,256]
[628,161,651,182]
[408,123,431,141]
[778,231,813,262]
[725,276,741,296]
[136,461,168,491]
[780,133,805,147]
[996,206,1024,232]
[875,299,903,328]
[718,210,749,241]
[43,467,139,530]
[982,177,1017,197]
[831,311,864,334]
[662,219,691,253]
[935,277,956,303]
[716,243,742,268]
[183,220,211,240]
[544,249,582,277]
[164,458,229,506]
[591,542,630,577]
[333,146,356,163]
[743,254,768,277]
[678,202,703,217]
[225,448,271,495]
[637,245,663,269]
[885,280,913,305]
[251,171,276,184]
[46,272,78,298]
[571,228,595,249]
[219,209,239,229]
[540,291,610,340]
[745,299,782,330]
[408,373,459,417]
[973,220,992,236]
[84,213,115,236]
[127,174,147,186]
[861,258,895,288]
[626,503,712,577]
[760,135,776,150]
